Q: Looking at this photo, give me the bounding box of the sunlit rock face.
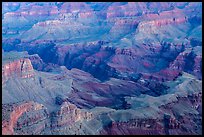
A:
[2,2,202,135]
[2,58,34,84]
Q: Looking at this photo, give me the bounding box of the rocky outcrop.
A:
[2,100,93,135]
[51,102,92,129]
[2,101,36,135]
[169,49,202,79]
[2,2,202,135]
[27,54,44,71]
[2,58,34,84]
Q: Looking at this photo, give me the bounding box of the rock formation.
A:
[2,2,202,135]
[2,58,34,84]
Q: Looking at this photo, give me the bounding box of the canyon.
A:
[2,2,202,135]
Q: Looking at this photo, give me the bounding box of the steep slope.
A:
[2,2,202,135]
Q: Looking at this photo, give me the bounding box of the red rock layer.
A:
[2,58,34,84]
[2,102,34,135]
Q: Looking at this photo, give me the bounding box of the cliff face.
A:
[2,101,37,135]
[2,100,93,135]
[2,58,34,84]
[51,102,92,131]
[169,49,202,80]
[137,17,187,33]
[2,2,202,135]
